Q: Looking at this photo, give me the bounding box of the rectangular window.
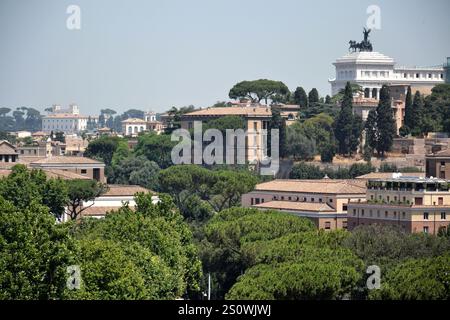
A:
[415,197,423,205]
[423,226,429,234]
[253,122,258,130]
[353,209,356,216]
[423,212,429,220]
[311,198,314,202]
[324,221,331,230]
[255,198,260,205]
[343,205,348,211]
[438,197,443,205]
[251,198,254,205]
[80,169,87,175]
[441,212,447,220]
[342,221,347,230]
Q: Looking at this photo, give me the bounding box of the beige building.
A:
[348,174,450,234]
[352,96,404,134]
[426,149,450,179]
[181,106,276,164]
[242,179,367,230]
[29,156,106,183]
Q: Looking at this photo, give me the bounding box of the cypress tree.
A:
[411,91,424,136]
[403,86,413,130]
[365,109,378,152]
[334,82,354,156]
[308,88,319,104]
[376,85,396,157]
[293,87,308,108]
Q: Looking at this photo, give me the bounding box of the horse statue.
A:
[349,40,359,52]
[349,28,373,52]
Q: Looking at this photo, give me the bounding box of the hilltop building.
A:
[42,104,98,134]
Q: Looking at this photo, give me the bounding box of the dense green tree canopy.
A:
[84,136,129,167]
[0,197,76,299]
[158,165,258,212]
[134,133,177,169]
[110,155,161,191]
[72,193,202,299]
[229,79,289,104]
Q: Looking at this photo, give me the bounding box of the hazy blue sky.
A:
[0,0,449,114]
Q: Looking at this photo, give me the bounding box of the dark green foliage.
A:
[308,88,319,105]
[0,198,76,299]
[110,155,161,191]
[229,79,289,104]
[70,193,202,299]
[293,87,308,108]
[0,165,68,218]
[158,165,258,212]
[134,133,177,169]
[375,85,396,157]
[289,162,374,179]
[334,82,362,156]
[198,207,316,299]
[369,255,450,300]
[84,136,129,167]
[403,86,413,130]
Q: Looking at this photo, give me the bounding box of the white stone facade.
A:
[329,51,445,97]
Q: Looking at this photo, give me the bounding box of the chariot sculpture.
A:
[349,28,373,52]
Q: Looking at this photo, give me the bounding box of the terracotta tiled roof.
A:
[356,172,425,179]
[0,168,90,180]
[254,179,366,194]
[183,106,272,118]
[31,156,104,165]
[43,169,91,180]
[43,113,89,119]
[253,200,335,212]
[103,184,151,196]
[80,206,134,217]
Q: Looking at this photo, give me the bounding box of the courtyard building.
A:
[242,179,367,230]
